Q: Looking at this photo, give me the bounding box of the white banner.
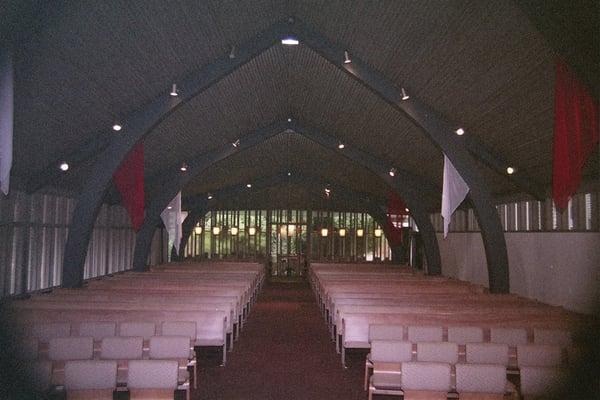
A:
[441,155,469,238]
[160,192,188,256]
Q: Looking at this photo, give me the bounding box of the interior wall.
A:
[437,232,600,314]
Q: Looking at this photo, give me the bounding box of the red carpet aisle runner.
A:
[194,281,366,400]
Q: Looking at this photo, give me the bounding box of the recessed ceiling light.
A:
[281,36,299,45]
[112,123,122,131]
[506,166,515,175]
[59,162,69,171]
[401,88,410,101]
[455,128,465,136]
[343,50,351,64]
[170,83,178,97]
[287,117,292,122]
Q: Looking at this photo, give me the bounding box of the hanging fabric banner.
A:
[441,155,469,238]
[0,50,14,195]
[553,60,599,210]
[160,192,187,256]
[113,142,145,231]
[385,191,406,246]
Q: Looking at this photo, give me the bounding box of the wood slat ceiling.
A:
[8,0,598,211]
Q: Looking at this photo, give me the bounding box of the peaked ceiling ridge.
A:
[28,17,541,201]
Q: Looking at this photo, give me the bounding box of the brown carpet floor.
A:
[193,280,369,400]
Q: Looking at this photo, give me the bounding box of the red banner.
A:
[113,142,145,231]
[553,60,599,210]
[386,191,407,246]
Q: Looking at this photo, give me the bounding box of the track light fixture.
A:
[455,128,465,136]
[343,50,351,64]
[401,88,410,101]
[170,83,178,97]
[389,168,396,177]
[112,123,122,131]
[59,162,69,171]
[281,35,299,45]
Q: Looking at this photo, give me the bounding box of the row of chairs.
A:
[365,339,567,396]
[368,361,563,400]
[32,359,189,400]
[368,324,572,347]
[22,320,197,342]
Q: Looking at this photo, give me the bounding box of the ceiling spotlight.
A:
[180,163,188,172]
[343,50,352,64]
[337,142,345,149]
[170,83,178,97]
[167,206,173,210]
[207,194,213,200]
[401,88,410,101]
[455,128,465,136]
[324,187,331,195]
[59,162,69,171]
[112,123,122,131]
[229,45,236,59]
[287,171,291,176]
[506,166,515,175]
[232,139,240,147]
[281,35,299,45]
[405,208,410,212]
[389,168,397,177]
[246,183,252,188]
[287,117,292,123]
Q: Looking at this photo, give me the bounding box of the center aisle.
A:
[195,280,365,400]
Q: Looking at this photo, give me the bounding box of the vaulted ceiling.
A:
[4,0,598,212]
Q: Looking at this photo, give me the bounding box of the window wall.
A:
[430,191,599,233]
[0,190,135,296]
[183,209,394,264]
